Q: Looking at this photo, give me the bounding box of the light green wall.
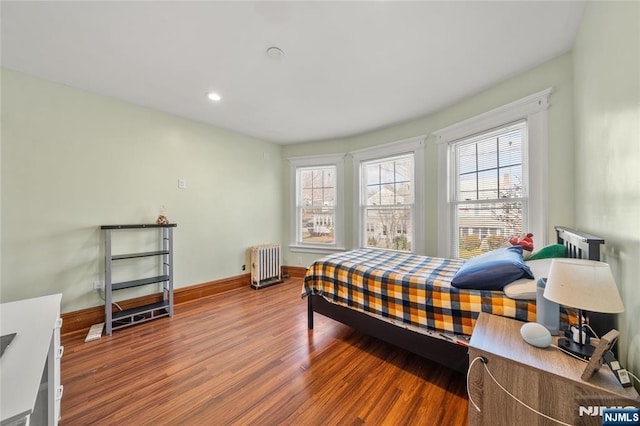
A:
[1,69,283,313]
[1,3,636,385]
[573,1,640,381]
[282,52,575,267]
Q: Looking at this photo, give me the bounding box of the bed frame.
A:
[307,226,608,374]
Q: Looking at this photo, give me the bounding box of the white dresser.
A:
[1,294,63,426]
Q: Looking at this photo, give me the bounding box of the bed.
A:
[302,227,608,373]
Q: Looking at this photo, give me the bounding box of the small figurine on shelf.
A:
[156,205,169,225]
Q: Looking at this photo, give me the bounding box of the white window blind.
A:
[435,88,551,259]
[451,121,528,258]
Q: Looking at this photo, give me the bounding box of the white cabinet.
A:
[1,294,63,426]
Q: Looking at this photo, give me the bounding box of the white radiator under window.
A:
[250,244,283,289]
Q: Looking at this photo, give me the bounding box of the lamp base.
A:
[557,338,595,360]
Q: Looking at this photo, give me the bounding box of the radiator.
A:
[250,244,283,289]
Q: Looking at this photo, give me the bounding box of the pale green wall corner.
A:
[573,1,640,383]
[1,69,283,313]
[282,52,575,268]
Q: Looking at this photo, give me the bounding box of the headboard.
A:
[555,226,614,340]
[556,226,605,261]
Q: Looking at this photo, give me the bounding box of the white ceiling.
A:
[1,1,584,144]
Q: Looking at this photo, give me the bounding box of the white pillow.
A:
[503,259,553,300]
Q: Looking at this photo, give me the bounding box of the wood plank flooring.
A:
[61,279,469,425]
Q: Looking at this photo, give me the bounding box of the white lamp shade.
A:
[543,259,624,313]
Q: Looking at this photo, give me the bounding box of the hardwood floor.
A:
[61,279,469,425]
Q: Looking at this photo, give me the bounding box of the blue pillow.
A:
[451,246,534,290]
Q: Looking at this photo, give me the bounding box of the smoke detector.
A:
[266,46,284,60]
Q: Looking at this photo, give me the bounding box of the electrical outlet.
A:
[242,264,246,271]
[297,256,302,265]
[93,281,104,291]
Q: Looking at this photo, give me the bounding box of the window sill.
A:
[289,244,346,255]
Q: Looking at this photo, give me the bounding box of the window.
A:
[363,154,414,251]
[289,154,344,253]
[352,136,425,253]
[299,166,336,244]
[435,89,551,258]
[452,121,527,258]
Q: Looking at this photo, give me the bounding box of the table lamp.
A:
[543,258,624,360]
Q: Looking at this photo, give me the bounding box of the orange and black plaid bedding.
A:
[302,249,538,336]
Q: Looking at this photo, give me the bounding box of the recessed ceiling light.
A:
[207,92,221,102]
[266,46,284,60]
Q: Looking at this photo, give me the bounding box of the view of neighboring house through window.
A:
[437,89,550,259]
[289,153,344,253]
[298,166,336,245]
[291,139,423,253]
[352,136,424,254]
[452,121,527,258]
[362,154,414,251]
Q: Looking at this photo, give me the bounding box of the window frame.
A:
[450,120,529,258]
[434,88,551,258]
[289,154,345,254]
[352,136,425,254]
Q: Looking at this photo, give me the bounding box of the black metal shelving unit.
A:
[101,224,176,335]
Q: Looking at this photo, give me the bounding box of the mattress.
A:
[302,249,539,337]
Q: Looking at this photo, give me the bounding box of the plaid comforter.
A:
[302,249,537,336]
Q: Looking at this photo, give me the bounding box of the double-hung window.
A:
[289,154,344,253]
[353,136,425,253]
[451,121,527,258]
[435,89,551,258]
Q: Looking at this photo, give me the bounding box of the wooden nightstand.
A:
[468,313,639,426]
